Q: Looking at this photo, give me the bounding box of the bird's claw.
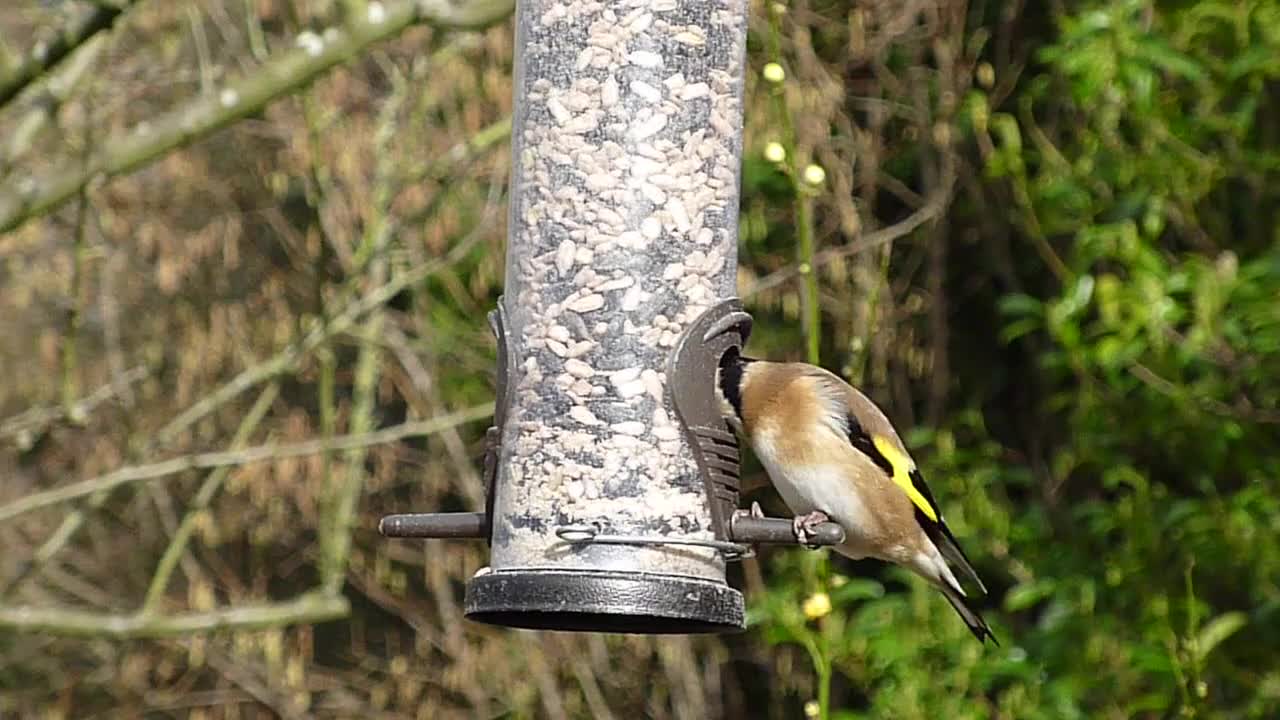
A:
[749,501,765,519]
[792,510,830,548]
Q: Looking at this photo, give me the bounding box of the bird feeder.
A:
[380,0,843,633]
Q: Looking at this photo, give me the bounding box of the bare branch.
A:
[200,644,308,720]
[156,230,487,448]
[141,384,280,614]
[0,0,516,234]
[321,78,401,592]
[0,1,136,109]
[4,137,500,596]
[1129,364,1280,424]
[0,403,494,522]
[744,179,954,298]
[0,365,147,443]
[0,592,349,639]
[2,35,107,173]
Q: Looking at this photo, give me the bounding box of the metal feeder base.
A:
[464,569,744,634]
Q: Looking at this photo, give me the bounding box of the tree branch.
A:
[0,365,147,443]
[0,0,515,234]
[1129,363,1280,424]
[0,591,349,639]
[0,1,136,109]
[744,177,954,298]
[140,384,280,614]
[3,135,499,597]
[155,229,486,448]
[2,34,107,175]
[321,77,400,592]
[0,403,494,522]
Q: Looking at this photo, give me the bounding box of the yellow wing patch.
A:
[871,435,938,522]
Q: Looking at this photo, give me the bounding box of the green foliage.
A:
[749,1,1280,718]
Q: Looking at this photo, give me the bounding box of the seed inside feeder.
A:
[490,0,749,585]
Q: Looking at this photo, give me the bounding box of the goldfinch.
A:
[717,348,996,644]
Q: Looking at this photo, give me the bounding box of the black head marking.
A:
[717,347,753,421]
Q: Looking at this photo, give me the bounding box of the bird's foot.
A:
[749,501,765,519]
[792,510,830,547]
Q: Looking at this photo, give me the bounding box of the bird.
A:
[716,347,997,644]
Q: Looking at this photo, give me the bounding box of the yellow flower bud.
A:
[803,164,826,186]
[802,591,832,620]
[976,61,995,89]
[764,141,787,163]
[804,700,821,718]
[763,62,786,84]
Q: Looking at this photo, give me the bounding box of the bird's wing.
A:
[800,368,939,519]
[806,370,988,594]
[853,418,988,594]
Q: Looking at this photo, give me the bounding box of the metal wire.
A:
[555,524,754,560]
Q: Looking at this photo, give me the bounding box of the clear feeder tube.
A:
[465,0,750,631]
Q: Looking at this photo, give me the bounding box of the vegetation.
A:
[1,0,1276,718]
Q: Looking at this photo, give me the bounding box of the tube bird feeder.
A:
[380,0,844,633]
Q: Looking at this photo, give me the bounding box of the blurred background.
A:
[1,0,1278,718]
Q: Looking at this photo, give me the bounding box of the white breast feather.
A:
[752,427,876,558]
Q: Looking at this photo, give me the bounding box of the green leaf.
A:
[832,578,885,604]
[1067,274,1096,314]
[992,113,1024,156]
[1001,317,1044,343]
[1193,611,1247,662]
[1226,46,1278,80]
[1127,692,1176,714]
[1005,579,1057,612]
[1134,37,1208,83]
[999,293,1045,317]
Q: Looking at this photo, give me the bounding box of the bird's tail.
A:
[940,583,998,645]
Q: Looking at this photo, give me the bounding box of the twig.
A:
[399,114,512,187]
[141,384,280,614]
[1129,364,1280,424]
[6,137,498,596]
[0,403,494,522]
[201,642,308,720]
[0,1,136,109]
[744,183,952,298]
[156,230,486,448]
[658,637,704,720]
[243,0,269,63]
[1,35,107,174]
[0,0,516,233]
[138,689,261,715]
[762,6,820,363]
[321,78,401,593]
[0,591,349,639]
[384,323,484,507]
[0,365,147,441]
[61,191,89,414]
[569,650,616,720]
[186,5,215,95]
[522,633,569,720]
[98,233,135,409]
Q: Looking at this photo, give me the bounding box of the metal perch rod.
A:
[379,511,846,547]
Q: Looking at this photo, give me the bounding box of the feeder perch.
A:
[379,0,844,634]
